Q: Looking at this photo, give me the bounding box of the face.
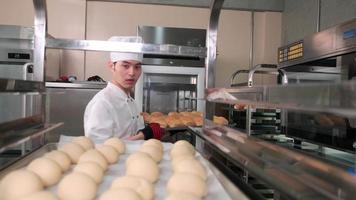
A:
[109,60,142,92]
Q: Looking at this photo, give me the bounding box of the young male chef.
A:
[84,36,162,141]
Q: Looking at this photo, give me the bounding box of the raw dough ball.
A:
[126,153,159,183]
[18,191,59,200]
[104,138,125,154]
[99,188,141,200]
[165,192,201,200]
[171,155,195,168]
[170,145,195,159]
[78,149,108,171]
[59,142,85,164]
[173,159,207,180]
[173,140,194,152]
[97,145,119,164]
[44,150,71,172]
[27,157,62,187]
[111,176,154,200]
[142,139,163,152]
[74,162,104,184]
[167,173,207,198]
[0,170,43,200]
[125,152,154,168]
[139,145,163,162]
[72,136,94,151]
[57,172,97,200]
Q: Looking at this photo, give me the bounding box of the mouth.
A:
[125,79,135,85]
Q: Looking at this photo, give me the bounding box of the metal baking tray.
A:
[0,143,57,179]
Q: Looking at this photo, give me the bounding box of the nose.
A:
[127,66,135,76]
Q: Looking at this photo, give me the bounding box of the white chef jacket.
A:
[84,82,145,141]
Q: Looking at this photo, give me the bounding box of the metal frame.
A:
[194,123,356,199]
[201,1,356,199]
[135,65,205,113]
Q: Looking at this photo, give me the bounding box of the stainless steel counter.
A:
[45,81,107,89]
[45,82,106,142]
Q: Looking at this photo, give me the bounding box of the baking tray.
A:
[0,139,244,200]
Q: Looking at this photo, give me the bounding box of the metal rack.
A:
[1,0,356,199]
[0,0,206,152]
[200,0,356,199]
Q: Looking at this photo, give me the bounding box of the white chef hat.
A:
[108,36,143,62]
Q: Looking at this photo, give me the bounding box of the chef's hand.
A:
[127,132,145,140]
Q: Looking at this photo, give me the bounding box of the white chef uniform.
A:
[84,81,145,141]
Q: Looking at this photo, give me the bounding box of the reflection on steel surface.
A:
[46,38,206,58]
[0,79,45,92]
[206,80,356,118]
[197,122,356,199]
[0,122,63,154]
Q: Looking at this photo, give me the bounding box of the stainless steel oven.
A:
[135,65,205,113]
[135,26,206,114]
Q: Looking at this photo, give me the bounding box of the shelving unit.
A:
[1,0,356,199]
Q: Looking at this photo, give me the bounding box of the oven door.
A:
[135,65,205,113]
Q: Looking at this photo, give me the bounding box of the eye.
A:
[135,65,142,70]
[122,64,130,69]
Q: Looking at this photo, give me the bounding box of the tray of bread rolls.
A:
[142,111,229,129]
[0,136,231,200]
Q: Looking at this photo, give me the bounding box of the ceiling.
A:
[87,0,285,12]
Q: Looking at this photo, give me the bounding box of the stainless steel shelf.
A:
[206,80,356,118]
[190,122,356,199]
[45,81,107,89]
[46,38,207,58]
[0,122,63,154]
[0,79,45,93]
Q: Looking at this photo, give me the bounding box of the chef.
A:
[84,36,162,141]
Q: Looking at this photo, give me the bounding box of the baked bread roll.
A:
[168,112,180,117]
[179,116,195,126]
[191,111,203,117]
[150,112,164,117]
[150,116,167,128]
[179,111,191,116]
[213,116,228,125]
[141,112,151,123]
[166,116,184,128]
[192,116,203,126]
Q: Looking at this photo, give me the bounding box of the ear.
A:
[108,61,115,72]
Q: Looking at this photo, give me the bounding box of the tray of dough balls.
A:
[141,111,228,128]
[0,136,231,200]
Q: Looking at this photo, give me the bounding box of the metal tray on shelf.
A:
[0,143,57,179]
